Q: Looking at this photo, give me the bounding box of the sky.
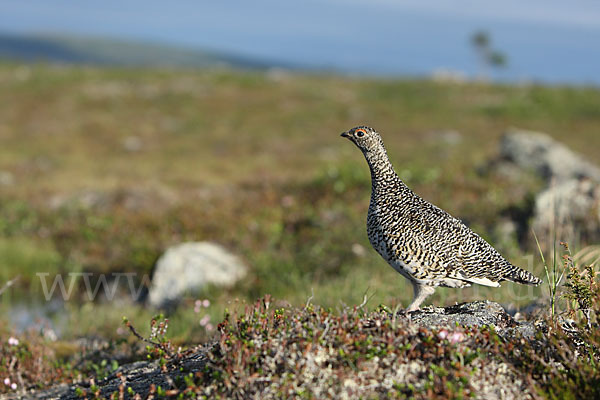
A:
[1,0,599,84]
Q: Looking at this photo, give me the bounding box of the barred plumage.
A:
[341,126,542,312]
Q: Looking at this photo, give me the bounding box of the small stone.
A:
[426,130,463,145]
[123,136,143,152]
[0,171,14,186]
[351,243,366,257]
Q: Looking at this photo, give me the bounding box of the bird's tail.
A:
[506,265,542,286]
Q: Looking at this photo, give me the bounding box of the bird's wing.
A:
[410,198,511,284]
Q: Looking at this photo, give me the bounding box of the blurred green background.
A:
[1,62,599,343]
[1,1,600,346]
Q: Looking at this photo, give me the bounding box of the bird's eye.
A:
[356,130,365,137]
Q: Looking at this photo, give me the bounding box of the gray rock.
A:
[47,190,110,210]
[493,129,600,244]
[148,242,247,308]
[425,129,463,146]
[408,300,537,339]
[500,128,600,184]
[532,178,600,243]
[410,301,514,328]
[0,170,15,186]
[122,135,143,152]
[47,186,177,212]
[15,352,209,400]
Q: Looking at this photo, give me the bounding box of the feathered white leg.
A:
[406,283,435,313]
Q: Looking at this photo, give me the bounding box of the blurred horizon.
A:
[1,0,600,84]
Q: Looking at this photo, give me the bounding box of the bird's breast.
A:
[367,207,404,257]
[367,207,387,255]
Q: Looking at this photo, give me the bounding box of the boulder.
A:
[500,128,600,184]
[494,129,600,243]
[16,353,208,400]
[408,300,538,339]
[533,178,600,243]
[410,301,514,329]
[148,242,247,308]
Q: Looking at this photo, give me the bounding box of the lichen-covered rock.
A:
[533,178,600,243]
[409,300,538,340]
[148,242,247,308]
[410,301,508,327]
[491,129,600,244]
[410,301,514,328]
[499,128,600,184]
[17,353,208,400]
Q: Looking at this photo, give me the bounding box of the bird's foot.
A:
[392,308,416,322]
[415,305,437,313]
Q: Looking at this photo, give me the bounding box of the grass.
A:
[533,230,566,319]
[2,64,599,196]
[0,62,599,347]
[0,237,62,287]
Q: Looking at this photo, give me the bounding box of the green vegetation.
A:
[193,279,600,399]
[471,30,508,78]
[0,63,599,396]
[2,252,598,398]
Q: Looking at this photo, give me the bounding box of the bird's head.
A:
[340,126,383,153]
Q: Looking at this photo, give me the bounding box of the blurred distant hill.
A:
[0,32,287,69]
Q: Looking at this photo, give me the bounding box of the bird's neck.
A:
[363,145,402,192]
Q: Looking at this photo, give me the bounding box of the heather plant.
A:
[0,325,147,396]
[193,294,600,399]
[190,296,527,399]
[0,330,76,395]
[512,280,600,398]
[563,245,598,328]
[123,314,177,365]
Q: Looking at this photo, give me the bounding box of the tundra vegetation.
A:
[0,63,599,398]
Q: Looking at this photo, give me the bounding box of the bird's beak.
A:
[340,131,350,138]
